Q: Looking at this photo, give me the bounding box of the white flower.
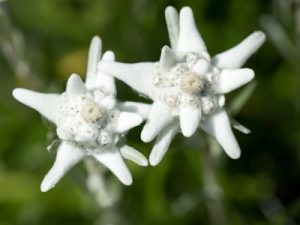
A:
[98,6,266,166]
[12,36,149,192]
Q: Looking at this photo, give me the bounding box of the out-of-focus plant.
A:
[261,0,300,70]
[0,4,43,90]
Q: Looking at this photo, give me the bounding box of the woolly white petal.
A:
[149,122,179,166]
[92,51,117,94]
[179,106,201,137]
[117,101,151,119]
[56,126,73,140]
[85,36,102,86]
[141,102,173,142]
[66,74,87,97]
[98,95,116,110]
[120,145,148,166]
[218,95,226,107]
[192,58,210,75]
[98,61,154,97]
[40,141,85,192]
[177,7,207,53]
[165,6,179,49]
[200,109,241,159]
[212,31,266,69]
[214,68,254,94]
[159,46,178,72]
[231,119,251,134]
[102,50,115,61]
[12,88,60,123]
[93,149,132,185]
[115,112,143,133]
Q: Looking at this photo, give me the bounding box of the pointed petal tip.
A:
[149,148,165,166]
[229,151,241,159]
[68,73,83,84]
[117,172,133,186]
[161,45,171,52]
[134,157,149,167]
[140,102,173,143]
[142,160,149,167]
[181,129,195,138]
[13,88,36,104]
[12,88,25,102]
[165,5,179,49]
[212,31,266,69]
[91,35,101,45]
[149,157,159,167]
[180,6,193,15]
[165,6,177,13]
[93,150,133,186]
[148,123,179,167]
[40,178,54,193]
[179,6,194,27]
[67,73,83,87]
[140,130,154,143]
[243,68,255,82]
[40,142,84,193]
[12,88,60,122]
[117,169,133,186]
[177,6,207,53]
[180,107,201,137]
[66,73,86,96]
[225,145,241,159]
[123,177,133,186]
[242,68,255,80]
[161,45,175,57]
[165,6,178,19]
[102,50,115,61]
[225,143,241,160]
[181,122,198,137]
[181,121,198,137]
[201,110,241,160]
[253,30,266,41]
[160,45,177,71]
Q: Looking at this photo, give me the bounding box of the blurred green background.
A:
[0,0,299,224]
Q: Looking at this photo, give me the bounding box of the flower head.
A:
[13,36,149,192]
[98,6,266,166]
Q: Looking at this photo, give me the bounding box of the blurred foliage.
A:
[0,0,300,225]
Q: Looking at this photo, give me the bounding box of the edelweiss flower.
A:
[98,6,266,166]
[13,36,149,192]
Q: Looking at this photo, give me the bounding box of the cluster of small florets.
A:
[56,90,119,149]
[151,51,220,115]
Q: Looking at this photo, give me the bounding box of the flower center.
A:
[179,74,204,94]
[150,52,220,114]
[81,102,102,123]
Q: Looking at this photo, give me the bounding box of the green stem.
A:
[201,136,227,225]
[84,159,123,225]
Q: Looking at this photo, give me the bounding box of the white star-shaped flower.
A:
[98,6,266,166]
[13,36,149,192]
